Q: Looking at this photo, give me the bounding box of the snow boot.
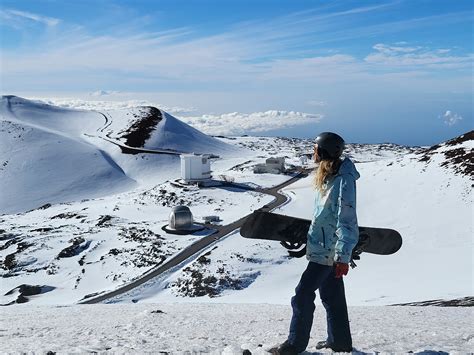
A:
[268,340,299,355]
[315,340,352,353]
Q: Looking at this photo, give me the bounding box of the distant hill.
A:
[0,96,236,214]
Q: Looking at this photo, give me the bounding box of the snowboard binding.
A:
[280,240,306,258]
[279,240,359,268]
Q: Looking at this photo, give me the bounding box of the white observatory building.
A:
[180,154,211,183]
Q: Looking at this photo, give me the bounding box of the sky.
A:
[0,0,472,145]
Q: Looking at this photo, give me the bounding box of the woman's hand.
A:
[335,263,349,278]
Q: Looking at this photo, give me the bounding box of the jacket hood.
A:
[338,157,360,180]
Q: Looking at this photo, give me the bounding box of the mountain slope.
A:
[112,132,473,306]
[418,130,473,179]
[0,96,238,213]
[107,106,235,154]
[1,96,471,308]
[0,97,136,214]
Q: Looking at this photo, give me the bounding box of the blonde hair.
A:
[314,159,341,194]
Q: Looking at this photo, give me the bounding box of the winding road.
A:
[79,169,309,304]
[77,111,311,304]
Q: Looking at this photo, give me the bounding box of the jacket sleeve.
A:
[334,174,359,264]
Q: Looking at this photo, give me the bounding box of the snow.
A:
[0,96,242,214]
[0,180,275,305]
[1,303,473,354]
[1,96,473,353]
[0,99,136,214]
[0,96,279,304]
[107,150,472,307]
[273,154,473,305]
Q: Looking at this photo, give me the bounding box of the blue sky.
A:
[1,0,472,145]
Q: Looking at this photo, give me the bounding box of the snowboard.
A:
[240,211,402,261]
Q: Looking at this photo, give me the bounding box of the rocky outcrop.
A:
[3,284,55,305]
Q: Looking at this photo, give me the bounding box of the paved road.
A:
[101,136,188,155]
[79,170,310,304]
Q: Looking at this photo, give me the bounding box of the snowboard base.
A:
[240,211,402,260]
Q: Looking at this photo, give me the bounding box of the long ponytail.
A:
[314,159,341,194]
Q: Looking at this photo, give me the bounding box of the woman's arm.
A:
[334,175,359,264]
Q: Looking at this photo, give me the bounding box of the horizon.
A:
[3,94,471,148]
[1,0,472,146]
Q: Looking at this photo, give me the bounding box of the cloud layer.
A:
[35,98,196,115]
[366,43,473,69]
[2,3,471,145]
[0,8,60,27]
[1,5,472,91]
[33,97,322,136]
[181,111,323,136]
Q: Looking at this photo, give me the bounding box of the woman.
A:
[272,132,360,354]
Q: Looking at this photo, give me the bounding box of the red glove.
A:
[335,263,349,278]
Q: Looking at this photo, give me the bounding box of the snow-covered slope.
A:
[0,97,135,214]
[417,130,473,178]
[109,132,472,306]
[0,96,238,213]
[1,96,472,311]
[1,97,472,354]
[119,109,235,154]
[2,303,473,354]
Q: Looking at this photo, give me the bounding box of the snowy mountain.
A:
[0,95,237,214]
[0,96,474,304]
[103,132,473,306]
[1,97,472,352]
[0,97,472,311]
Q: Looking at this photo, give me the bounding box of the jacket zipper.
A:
[321,227,326,248]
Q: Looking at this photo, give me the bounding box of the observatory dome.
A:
[169,205,193,230]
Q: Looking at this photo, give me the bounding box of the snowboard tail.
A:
[240,211,402,258]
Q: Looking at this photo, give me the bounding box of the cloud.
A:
[89,90,120,97]
[0,9,60,27]
[180,111,323,136]
[372,43,422,54]
[365,43,473,69]
[33,98,196,115]
[2,4,471,87]
[1,3,472,134]
[440,110,463,126]
[32,97,322,135]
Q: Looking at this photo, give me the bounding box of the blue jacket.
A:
[306,157,360,265]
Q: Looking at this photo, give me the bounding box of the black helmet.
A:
[315,132,345,160]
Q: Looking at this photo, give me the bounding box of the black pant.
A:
[287,261,352,352]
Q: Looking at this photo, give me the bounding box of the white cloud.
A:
[365,43,473,69]
[2,6,472,129]
[440,110,463,126]
[373,43,422,54]
[89,90,119,97]
[437,49,451,54]
[32,97,322,135]
[0,9,60,27]
[33,98,196,115]
[180,111,323,136]
[2,5,471,87]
